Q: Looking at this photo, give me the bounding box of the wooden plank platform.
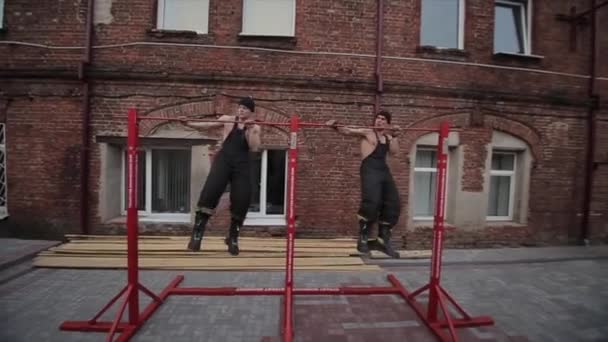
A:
[33,235,431,270]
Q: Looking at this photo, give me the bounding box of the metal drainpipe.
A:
[79,0,94,235]
[374,0,384,116]
[580,0,597,245]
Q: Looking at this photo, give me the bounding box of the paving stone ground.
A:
[0,240,606,342]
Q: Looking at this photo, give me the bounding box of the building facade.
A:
[0,0,606,248]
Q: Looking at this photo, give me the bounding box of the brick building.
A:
[0,0,606,248]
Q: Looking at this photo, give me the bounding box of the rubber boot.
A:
[378,224,400,259]
[224,219,241,256]
[357,219,370,254]
[187,211,209,251]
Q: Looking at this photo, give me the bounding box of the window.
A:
[0,123,7,219]
[246,149,287,225]
[414,148,440,220]
[157,0,209,34]
[122,148,191,221]
[494,0,531,54]
[487,152,516,220]
[241,0,295,36]
[420,0,465,49]
[0,0,4,29]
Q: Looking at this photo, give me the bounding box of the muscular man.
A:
[181,97,261,255]
[326,110,401,258]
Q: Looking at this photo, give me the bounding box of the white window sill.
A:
[493,52,544,60]
[238,32,294,38]
[412,220,456,229]
[486,216,513,222]
[244,215,286,226]
[485,220,525,227]
[110,214,191,224]
[154,28,208,35]
[413,216,435,221]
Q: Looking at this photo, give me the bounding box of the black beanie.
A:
[239,97,255,112]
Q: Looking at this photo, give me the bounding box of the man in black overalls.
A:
[181,97,261,255]
[326,110,400,258]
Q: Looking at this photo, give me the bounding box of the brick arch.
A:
[400,112,541,160]
[402,113,470,150]
[250,104,312,160]
[483,114,542,160]
[139,100,215,136]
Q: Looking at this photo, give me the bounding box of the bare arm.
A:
[181,115,231,131]
[387,125,400,156]
[387,135,399,156]
[325,120,370,137]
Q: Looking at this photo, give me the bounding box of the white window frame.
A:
[495,0,532,55]
[245,149,288,226]
[241,0,296,37]
[487,151,516,221]
[420,0,466,49]
[0,123,7,219]
[0,0,5,30]
[121,146,191,222]
[413,147,449,221]
[156,0,210,34]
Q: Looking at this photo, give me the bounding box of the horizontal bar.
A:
[138,116,292,127]
[137,116,448,132]
[167,286,402,296]
[169,287,284,296]
[59,321,130,332]
[301,121,445,132]
[294,287,401,295]
[435,317,495,328]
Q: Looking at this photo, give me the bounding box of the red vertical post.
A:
[283,115,299,342]
[427,121,450,323]
[127,108,140,325]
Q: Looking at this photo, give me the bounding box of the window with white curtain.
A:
[157,0,210,34]
[494,0,531,54]
[420,0,465,49]
[414,148,440,220]
[487,151,516,220]
[246,149,287,225]
[241,0,295,36]
[122,148,191,220]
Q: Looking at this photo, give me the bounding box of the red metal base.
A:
[60,275,184,342]
[60,273,493,342]
[388,275,494,342]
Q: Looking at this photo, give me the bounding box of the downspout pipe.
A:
[79,0,94,235]
[580,0,597,245]
[374,0,384,115]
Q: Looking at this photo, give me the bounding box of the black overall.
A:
[358,132,400,226]
[197,122,252,224]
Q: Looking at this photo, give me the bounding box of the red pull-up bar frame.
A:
[59,109,493,342]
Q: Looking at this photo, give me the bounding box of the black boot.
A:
[224,219,240,256]
[187,211,209,251]
[357,219,370,254]
[378,224,400,259]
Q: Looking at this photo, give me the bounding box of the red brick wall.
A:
[2,83,83,237]
[0,0,606,246]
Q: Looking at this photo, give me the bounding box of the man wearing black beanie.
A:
[181,96,261,255]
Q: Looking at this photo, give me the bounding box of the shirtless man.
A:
[181,97,261,255]
[326,110,401,258]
